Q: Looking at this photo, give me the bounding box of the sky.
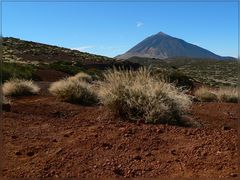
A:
[2,1,238,58]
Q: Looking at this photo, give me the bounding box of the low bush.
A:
[152,68,194,90]
[194,87,218,102]
[49,74,97,105]
[3,79,40,96]
[2,62,36,82]
[194,86,238,103]
[97,68,192,124]
[215,87,238,103]
[47,61,85,75]
[167,71,194,90]
[68,72,92,82]
[2,95,10,104]
[1,95,11,111]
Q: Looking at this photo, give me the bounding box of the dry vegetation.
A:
[48,68,192,124]
[3,79,40,96]
[194,87,218,102]
[98,68,192,124]
[2,95,11,104]
[194,86,238,103]
[49,72,98,105]
[128,57,238,87]
[68,72,92,82]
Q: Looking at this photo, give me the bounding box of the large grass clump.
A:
[3,79,40,96]
[194,86,238,103]
[98,68,192,124]
[49,72,98,105]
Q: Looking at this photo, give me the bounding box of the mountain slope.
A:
[3,37,114,64]
[2,37,140,82]
[116,32,230,60]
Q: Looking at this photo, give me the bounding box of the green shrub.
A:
[167,71,194,89]
[3,79,40,96]
[2,62,36,82]
[48,61,85,75]
[98,68,192,124]
[152,68,194,90]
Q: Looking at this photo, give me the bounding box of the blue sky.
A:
[2,1,238,58]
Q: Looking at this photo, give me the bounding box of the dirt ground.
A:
[35,69,70,82]
[2,92,240,178]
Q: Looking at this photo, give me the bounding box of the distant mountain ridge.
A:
[116,32,234,60]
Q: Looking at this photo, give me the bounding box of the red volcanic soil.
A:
[35,69,70,82]
[2,95,240,178]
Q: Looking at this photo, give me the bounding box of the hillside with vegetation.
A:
[2,37,140,82]
[126,56,238,87]
[3,37,114,64]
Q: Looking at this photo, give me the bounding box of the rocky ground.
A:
[2,88,240,178]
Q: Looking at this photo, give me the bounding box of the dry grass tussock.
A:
[68,72,92,82]
[97,67,192,124]
[215,87,238,103]
[194,86,238,103]
[194,87,218,102]
[3,79,40,96]
[49,72,98,105]
[2,95,11,104]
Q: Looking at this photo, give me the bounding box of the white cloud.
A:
[71,45,129,57]
[71,45,95,51]
[136,21,144,28]
[100,46,121,51]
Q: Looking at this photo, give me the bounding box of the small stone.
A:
[216,151,221,155]
[145,152,152,157]
[56,148,63,154]
[133,155,142,160]
[171,149,177,155]
[186,131,193,136]
[156,129,164,133]
[229,173,237,177]
[27,151,34,157]
[11,135,18,139]
[102,143,112,149]
[201,152,207,156]
[113,168,124,176]
[15,151,22,156]
[222,124,231,130]
[135,147,141,151]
